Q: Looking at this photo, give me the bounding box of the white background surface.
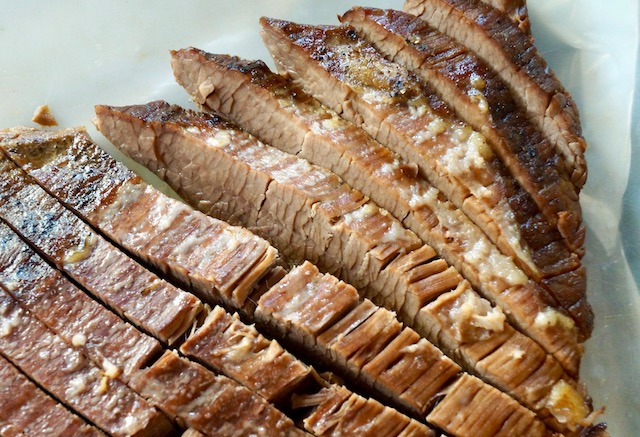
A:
[1,1,638,434]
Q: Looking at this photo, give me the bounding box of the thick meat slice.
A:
[403,0,585,187]
[0,126,277,309]
[476,0,529,33]
[130,351,305,437]
[0,222,161,382]
[301,386,435,437]
[180,306,313,403]
[0,356,104,437]
[0,286,173,436]
[258,20,589,339]
[169,48,588,357]
[94,102,594,432]
[339,7,585,254]
[0,152,201,345]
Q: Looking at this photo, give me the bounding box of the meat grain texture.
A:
[0,0,608,435]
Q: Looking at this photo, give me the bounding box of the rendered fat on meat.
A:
[180,305,312,403]
[93,102,593,432]
[0,151,201,345]
[169,48,587,367]
[0,286,173,436]
[0,355,104,437]
[339,8,585,258]
[0,222,161,382]
[130,350,306,437]
[0,127,276,309]
[258,19,589,340]
[403,0,586,186]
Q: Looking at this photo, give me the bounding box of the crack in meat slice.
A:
[168,49,587,363]
[93,103,593,432]
[257,19,591,340]
[0,355,104,437]
[129,351,307,437]
[0,148,201,345]
[339,8,585,255]
[476,0,530,33]
[0,286,173,436]
[0,222,161,382]
[403,0,585,187]
[180,306,313,404]
[0,126,276,310]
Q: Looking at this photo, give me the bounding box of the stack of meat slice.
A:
[0,1,606,436]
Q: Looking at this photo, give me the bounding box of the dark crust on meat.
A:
[403,0,586,188]
[339,8,584,247]
[477,0,530,33]
[257,18,591,340]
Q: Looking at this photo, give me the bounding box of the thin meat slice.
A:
[0,286,173,437]
[129,350,306,437]
[403,0,586,187]
[257,20,590,339]
[0,127,277,310]
[300,386,435,437]
[339,7,585,254]
[0,151,201,345]
[180,306,313,403]
[94,104,593,432]
[0,356,104,437]
[169,48,588,358]
[0,222,161,382]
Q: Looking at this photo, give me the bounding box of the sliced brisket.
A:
[168,48,588,360]
[0,149,201,345]
[0,127,276,310]
[129,350,306,437]
[0,355,104,437]
[339,7,585,254]
[0,285,173,436]
[0,221,161,382]
[403,0,586,187]
[257,19,591,340]
[93,105,592,432]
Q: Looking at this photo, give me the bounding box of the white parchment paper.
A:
[1,1,638,434]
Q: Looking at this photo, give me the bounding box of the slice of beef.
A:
[0,152,201,345]
[257,19,590,339]
[0,285,174,436]
[130,350,306,437]
[476,0,529,33]
[0,355,104,437]
[403,0,586,187]
[339,7,585,254]
[0,127,277,310]
[180,305,313,403]
[169,48,588,359]
[94,102,593,431]
[301,386,435,437]
[0,222,161,382]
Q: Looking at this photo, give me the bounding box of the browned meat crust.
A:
[0,286,174,436]
[0,221,161,382]
[0,356,104,436]
[339,7,585,257]
[403,0,586,187]
[257,18,591,341]
[476,0,530,33]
